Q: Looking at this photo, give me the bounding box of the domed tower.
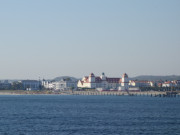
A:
[121,73,129,90]
[89,73,95,83]
[100,72,106,81]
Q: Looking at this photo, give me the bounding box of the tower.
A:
[89,73,96,88]
[89,73,95,83]
[121,73,129,90]
[100,72,106,81]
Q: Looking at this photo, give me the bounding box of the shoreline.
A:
[0,90,179,97]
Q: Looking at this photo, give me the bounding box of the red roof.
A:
[106,78,121,83]
[163,81,172,84]
[95,77,102,83]
[80,76,121,84]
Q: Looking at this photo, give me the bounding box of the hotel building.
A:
[77,72,129,91]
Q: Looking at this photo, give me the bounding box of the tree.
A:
[11,82,23,90]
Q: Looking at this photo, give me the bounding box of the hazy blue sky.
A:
[0,0,180,79]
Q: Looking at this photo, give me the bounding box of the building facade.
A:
[53,79,77,90]
[0,80,11,90]
[77,72,129,90]
[21,80,40,90]
[129,80,154,87]
[42,78,77,90]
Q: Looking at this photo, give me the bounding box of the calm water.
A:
[0,95,180,135]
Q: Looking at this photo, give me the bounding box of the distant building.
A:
[157,80,180,88]
[77,72,129,91]
[42,78,77,90]
[162,81,174,87]
[0,80,11,90]
[21,80,40,90]
[129,80,154,87]
[157,83,162,87]
[42,80,53,89]
[53,79,77,90]
[119,73,129,91]
[173,80,180,87]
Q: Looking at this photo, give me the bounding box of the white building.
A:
[53,79,77,90]
[162,81,174,87]
[172,80,180,87]
[129,80,154,87]
[119,73,129,91]
[42,78,77,90]
[160,80,180,88]
[77,72,129,91]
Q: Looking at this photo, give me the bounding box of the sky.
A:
[0,0,180,79]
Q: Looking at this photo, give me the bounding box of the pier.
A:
[68,90,180,97]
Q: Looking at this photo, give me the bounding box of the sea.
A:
[0,95,180,135]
